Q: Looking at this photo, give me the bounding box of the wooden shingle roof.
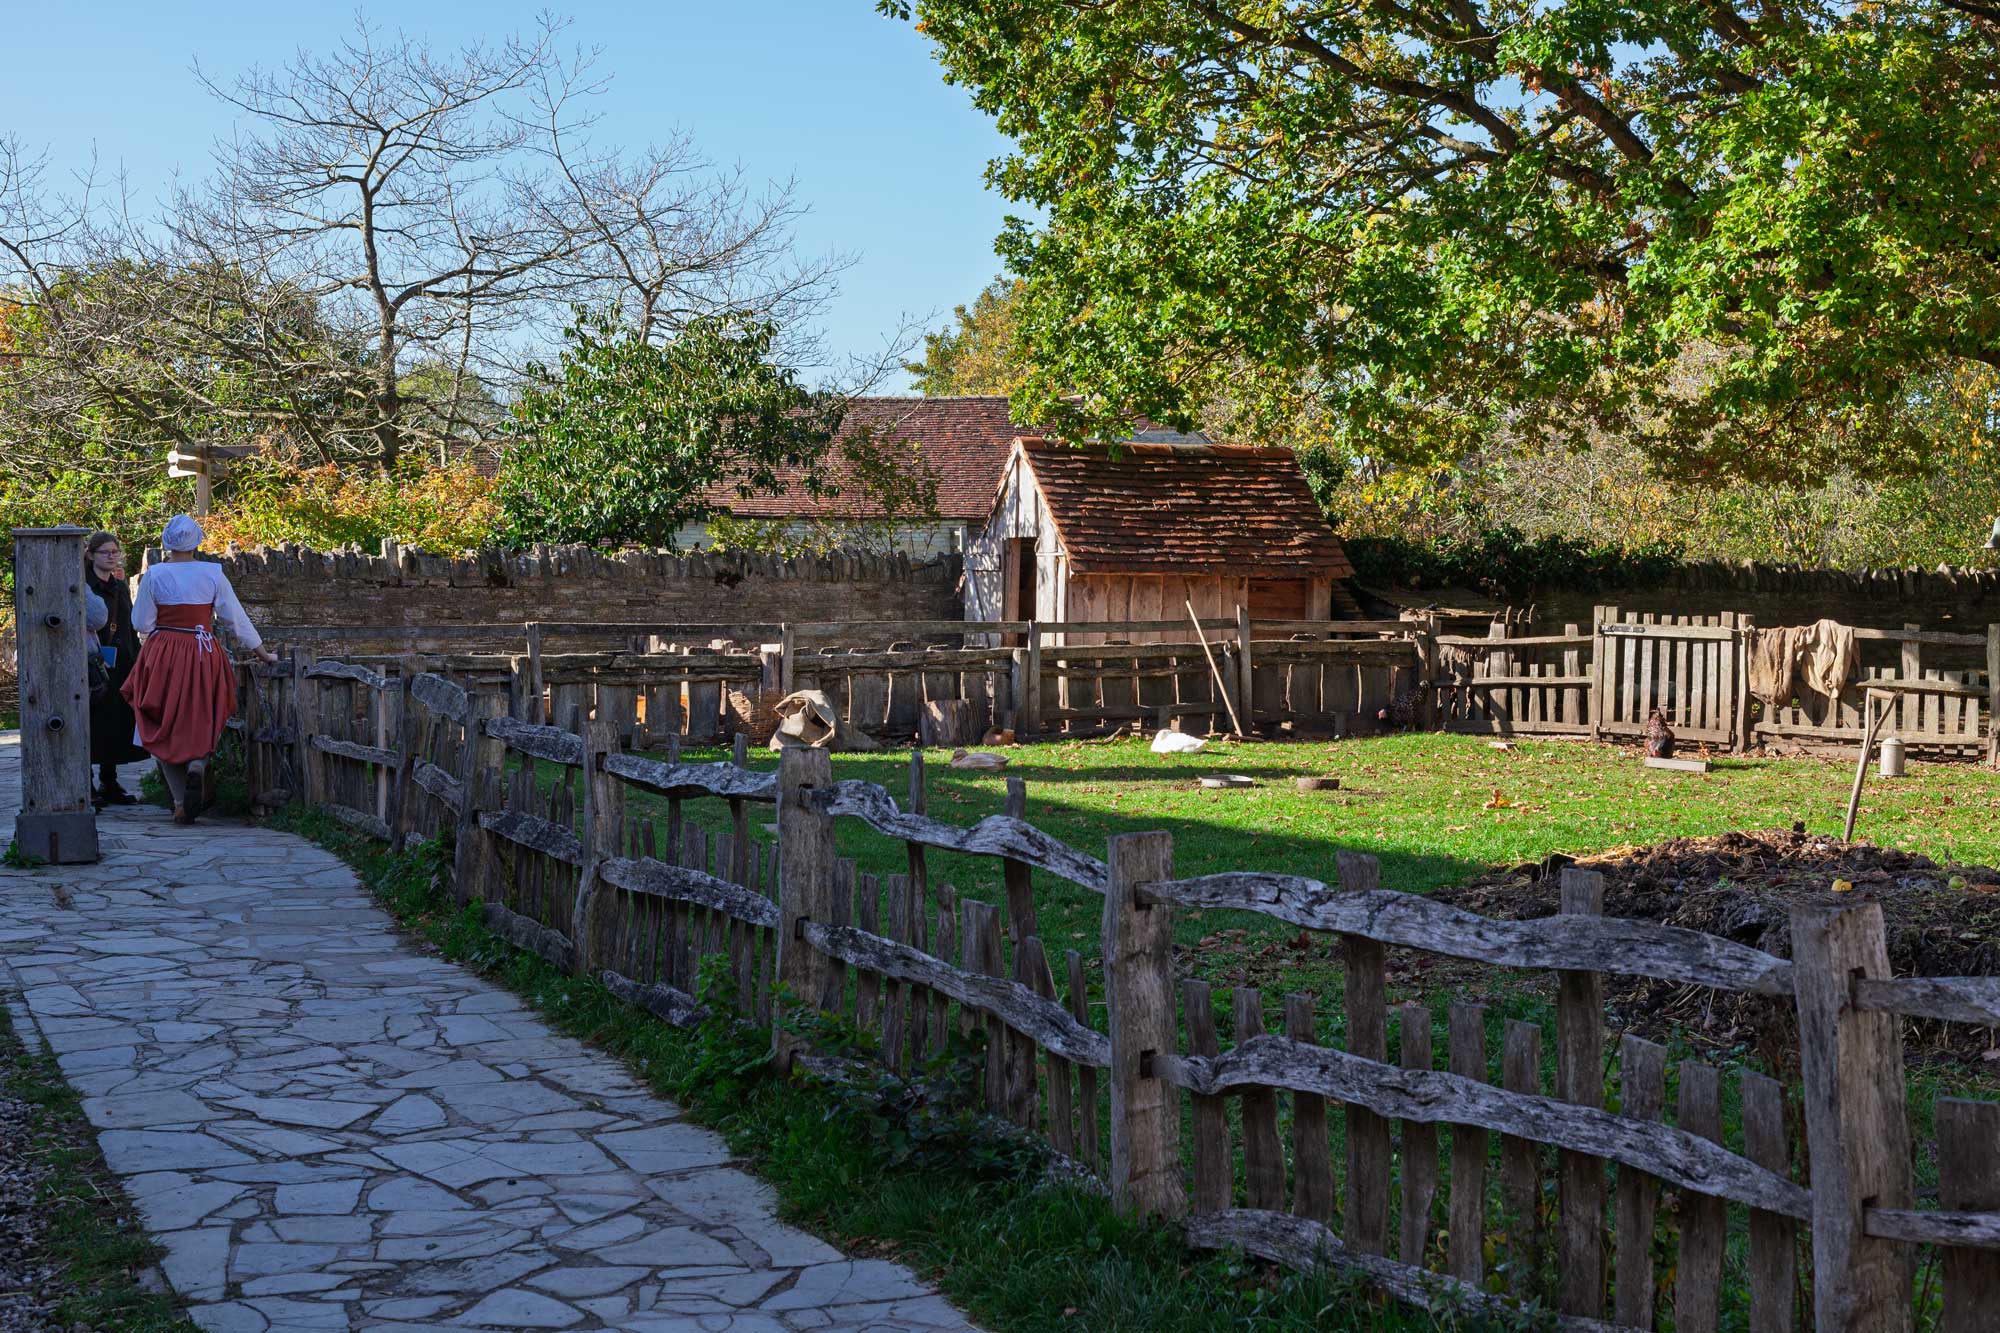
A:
[1020,439,1354,577]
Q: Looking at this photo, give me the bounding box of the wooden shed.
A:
[965,438,1359,642]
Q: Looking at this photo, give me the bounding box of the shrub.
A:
[204,459,501,554]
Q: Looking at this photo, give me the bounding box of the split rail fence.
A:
[220,650,2000,1331]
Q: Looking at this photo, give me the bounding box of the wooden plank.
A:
[1939,1098,2000,1331]
[962,900,1006,1113]
[1674,1061,1725,1333]
[1341,851,1391,1256]
[1986,624,2000,768]
[1447,1003,1487,1287]
[1067,949,1100,1174]
[1602,622,1737,642]
[1501,1020,1544,1299]
[1184,981,1232,1213]
[1742,1072,1796,1333]
[773,745,834,1071]
[1398,1003,1438,1268]
[881,870,910,1071]
[1613,1036,1666,1329]
[1143,875,1792,995]
[1103,831,1184,1218]
[1235,988,1284,1212]
[1557,869,1607,1319]
[310,734,400,768]
[819,780,1107,893]
[1287,994,1334,1226]
[1025,938,1076,1159]
[1792,903,1915,1331]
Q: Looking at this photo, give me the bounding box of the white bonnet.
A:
[162,514,205,552]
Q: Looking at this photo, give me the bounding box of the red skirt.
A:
[122,604,236,765]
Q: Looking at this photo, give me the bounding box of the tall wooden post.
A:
[570,717,625,976]
[1023,623,1042,735]
[1235,604,1255,731]
[1986,623,2000,769]
[9,526,98,863]
[1792,901,1914,1332]
[452,687,507,907]
[773,744,834,1072]
[1102,829,1183,1219]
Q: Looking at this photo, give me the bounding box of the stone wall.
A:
[205,542,962,655]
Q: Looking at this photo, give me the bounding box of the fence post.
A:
[452,686,507,907]
[293,648,326,809]
[774,743,834,1072]
[570,717,625,977]
[388,654,426,850]
[525,621,545,722]
[1235,604,1254,730]
[8,525,98,864]
[1735,614,1756,753]
[1102,829,1184,1219]
[1023,623,1042,735]
[780,622,796,695]
[1938,1099,2000,1325]
[1792,901,1915,1332]
[1986,624,1999,769]
[1589,606,1607,739]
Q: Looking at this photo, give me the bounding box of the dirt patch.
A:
[1430,828,2000,1069]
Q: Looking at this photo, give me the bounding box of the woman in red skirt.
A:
[122,515,279,822]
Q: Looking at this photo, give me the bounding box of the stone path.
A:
[0,736,973,1333]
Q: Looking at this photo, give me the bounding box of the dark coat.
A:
[87,568,149,767]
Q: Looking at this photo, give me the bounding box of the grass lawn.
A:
[635,732,2000,999]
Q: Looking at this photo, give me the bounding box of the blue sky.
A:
[1,3,1018,390]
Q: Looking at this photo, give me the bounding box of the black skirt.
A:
[88,573,149,768]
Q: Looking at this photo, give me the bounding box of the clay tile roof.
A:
[714,396,1027,521]
[1021,439,1354,577]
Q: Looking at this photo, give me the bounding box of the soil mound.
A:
[1431,829,2000,1067]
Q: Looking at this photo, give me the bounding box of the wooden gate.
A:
[1593,609,1742,747]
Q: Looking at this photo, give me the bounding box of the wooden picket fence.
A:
[227,650,2000,1331]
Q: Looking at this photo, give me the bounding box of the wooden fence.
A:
[233,650,2000,1331]
[257,608,2000,761]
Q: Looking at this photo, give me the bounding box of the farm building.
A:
[965,438,1360,642]
[674,395,1028,558]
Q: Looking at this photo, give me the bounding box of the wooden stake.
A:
[1843,690,1892,841]
[1186,599,1245,738]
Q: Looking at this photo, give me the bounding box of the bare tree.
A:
[2,14,855,477]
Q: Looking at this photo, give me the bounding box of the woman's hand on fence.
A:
[254,646,279,665]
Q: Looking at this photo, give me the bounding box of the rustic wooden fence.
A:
[238,651,2000,1330]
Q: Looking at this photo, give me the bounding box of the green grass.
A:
[272,808,1470,1331]
[0,1005,195,1331]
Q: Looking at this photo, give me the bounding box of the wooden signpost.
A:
[9,526,100,863]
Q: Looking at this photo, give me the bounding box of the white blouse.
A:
[133,560,263,649]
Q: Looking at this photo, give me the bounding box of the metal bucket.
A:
[1879,735,1907,778]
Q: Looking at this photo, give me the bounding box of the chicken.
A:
[1376,684,1424,731]
[1645,709,1676,759]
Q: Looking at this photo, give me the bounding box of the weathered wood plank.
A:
[817,780,1108,892]
[800,920,1109,1067]
[1154,1035,1806,1218]
[325,802,391,841]
[306,660,390,689]
[409,758,465,814]
[310,734,400,768]
[1855,975,2000,1026]
[603,751,778,803]
[1793,903,1915,1331]
[1939,1099,2000,1329]
[1741,1072,1796,1332]
[1184,981,1232,1213]
[1675,1061,1725,1333]
[1103,831,1184,1218]
[410,671,470,723]
[1024,938,1075,1158]
[1557,869,1608,1321]
[1501,1020,1544,1299]
[1398,1002,1438,1269]
[1613,1036,1666,1330]
[1865,1207,2000,1248]
[1184,1210,1624,1333]
[601,967,705,1027]
[1288,994,1334,1227]
[1448,1003,1487,1287]
[478,809,586,867]
[484,901,575,971]
[598,856,780,929]
[1067,948,1101,1174]
[1340,850,1392,1257]
[1142,874,1792,996]
[482,715,586,766]
[1235,989,1284,1212]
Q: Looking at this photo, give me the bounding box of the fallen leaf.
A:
[1831,878,1854,893]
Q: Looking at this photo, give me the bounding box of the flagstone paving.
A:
[1,736,973,1333]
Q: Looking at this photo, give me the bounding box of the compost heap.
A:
[1426,829,2000,1069]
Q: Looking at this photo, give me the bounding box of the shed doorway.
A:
[1002,537,1036,644]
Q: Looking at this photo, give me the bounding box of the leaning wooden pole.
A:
[1843,690,1891,841]
[1185,600,1246,738]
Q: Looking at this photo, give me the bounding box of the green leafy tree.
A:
[905,277,1030,396]
[886,1,2000,485]
[496,309,847,548]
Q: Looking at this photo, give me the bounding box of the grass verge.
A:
[268,806,1465,1332]
[0,1003,194,1331]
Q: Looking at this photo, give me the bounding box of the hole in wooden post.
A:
[1138,1050,1157,1077]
